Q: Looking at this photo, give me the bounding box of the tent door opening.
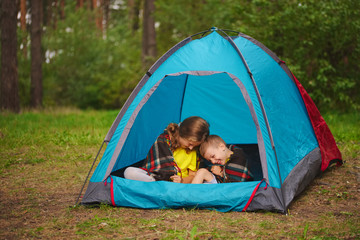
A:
[111,71,263,181]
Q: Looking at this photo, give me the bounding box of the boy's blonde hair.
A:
[199,135,226,156]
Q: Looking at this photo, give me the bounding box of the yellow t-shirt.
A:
[173,148,197,177]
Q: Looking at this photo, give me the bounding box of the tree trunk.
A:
[77,0,84,9]
[20,0,28,57]
[52,0,58,29]
[95,0,103,33]
[60,0,65,19]
[128,0,141,33]
[30,0,43,108]
[103,0,110,33]
[1,0,20,113]
[20,0,27,30]
[142,0,157,67]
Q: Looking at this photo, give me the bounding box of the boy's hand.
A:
[211,165,223,176]
[170,175,182,183]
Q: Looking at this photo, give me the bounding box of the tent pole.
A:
[74,141,106,206]
[219,29,277,150]
[218,28,286,211]
[190,27,241,40]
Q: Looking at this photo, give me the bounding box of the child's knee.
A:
[124,167,137,179]
[124,167,155,182]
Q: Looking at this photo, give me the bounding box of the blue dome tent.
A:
[77,28,342,213]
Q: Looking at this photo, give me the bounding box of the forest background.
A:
[1,1,359,238]
[0,0,359,113]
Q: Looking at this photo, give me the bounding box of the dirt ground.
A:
[0,148,359,239]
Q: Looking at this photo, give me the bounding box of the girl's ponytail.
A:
[167,123,180,151]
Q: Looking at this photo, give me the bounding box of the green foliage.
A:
[155,0,237,53]
[230,0,360,111]
[42,3,142,109]
[12,0,359,111]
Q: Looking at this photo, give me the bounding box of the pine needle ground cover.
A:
[0,109,359,239]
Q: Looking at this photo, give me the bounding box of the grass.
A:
[0,108,359,239]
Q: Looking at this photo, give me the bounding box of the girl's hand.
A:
[211,166,223,176]
[170,175,182,183]
[182,170,196,183]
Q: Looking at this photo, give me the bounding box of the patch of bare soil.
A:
[294,164,359,206]
[0,154,359,239]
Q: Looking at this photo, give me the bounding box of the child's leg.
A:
[124,167,155,182]
[192,168,215,184]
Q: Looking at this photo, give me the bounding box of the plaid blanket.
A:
[141,130,178,176]
[215,145,254,183]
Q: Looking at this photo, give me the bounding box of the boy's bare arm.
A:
[211,166,224,177]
